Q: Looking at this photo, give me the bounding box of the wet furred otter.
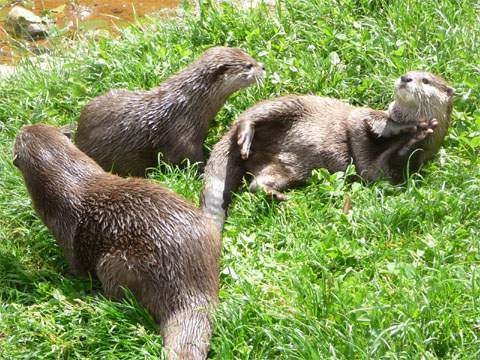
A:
[14,124,221,359]
[201,71,453,227]
[75,46,265,177]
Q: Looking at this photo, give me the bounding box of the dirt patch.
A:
[0,0,180,63]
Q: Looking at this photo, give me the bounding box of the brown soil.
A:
[0,0,180,63]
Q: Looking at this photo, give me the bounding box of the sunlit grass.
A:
[0,0,479,358]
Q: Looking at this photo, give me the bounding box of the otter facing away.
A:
[14,124,222,359]
[201,71,454,227]
[74,46,265,177]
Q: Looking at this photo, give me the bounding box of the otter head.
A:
[13,124,103,252]
[14,124,77,175]
[13,124,102,200]
[14,124,60,174]
[200,46,265,95]
[391,70,454,123]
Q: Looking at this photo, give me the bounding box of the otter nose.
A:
[260,63,265,71]
[401,75,412,83]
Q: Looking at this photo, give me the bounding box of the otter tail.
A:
[201,127,246,229]
[162,303,214,360]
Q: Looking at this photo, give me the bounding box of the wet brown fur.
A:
[14,124,221,359]
[201,71,453,227]
[74,46,264,177]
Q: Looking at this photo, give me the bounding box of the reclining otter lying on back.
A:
[14,124,221,359]
[201,71,454,227]
[74,46,265,177]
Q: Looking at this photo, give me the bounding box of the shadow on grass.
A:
[0,250,158,332]
[0,249,98,303]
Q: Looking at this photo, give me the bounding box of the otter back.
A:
[14,124,221,359]
[75,47,265,177]
[201,76,453,228]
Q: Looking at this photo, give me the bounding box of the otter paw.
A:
[429,118,439,130]
[415,118,438,141]
[417,118,438,131]
[237,125,254,160]
[265,189,289,201]
[398,121,437,157]
[249,179,289,201]
[400,124,419,134]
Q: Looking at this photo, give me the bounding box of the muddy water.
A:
[0,0,180,63]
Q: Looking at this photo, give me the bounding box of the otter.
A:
[201,71,454,227]
[73,46,265,177]
[13,124,221,360]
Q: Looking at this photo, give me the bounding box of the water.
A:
[0,0,180,63]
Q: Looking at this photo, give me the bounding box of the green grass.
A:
[1,0,480,358]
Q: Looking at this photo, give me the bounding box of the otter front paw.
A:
[237,123,254,160]
[398,118,438,156]
[417,118,439,132]
[266,189,289,201]
[398,124,418,134]
[249,177,289,201]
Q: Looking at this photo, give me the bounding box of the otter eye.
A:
[422,78,430,84]
[245,63,253,69]
[216,64,229,74]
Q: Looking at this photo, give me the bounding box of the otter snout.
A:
[395,70,453,106]
[241,61,265,87]
[397,74,413,91]
[259,62,266,79]
[251,61,265,77]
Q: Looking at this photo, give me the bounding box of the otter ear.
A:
[446,87,454,96]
